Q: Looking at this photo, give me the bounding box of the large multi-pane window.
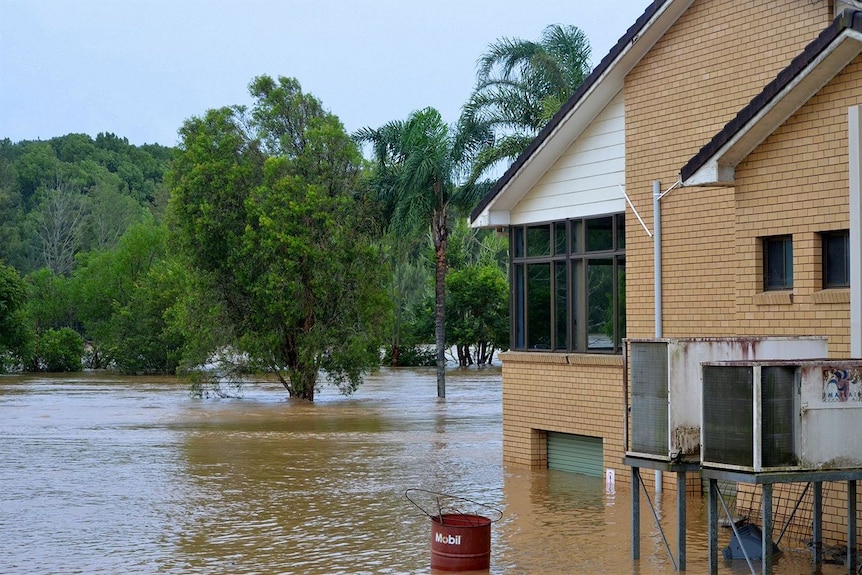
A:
[822,230,850,289]
[511,214,625,353]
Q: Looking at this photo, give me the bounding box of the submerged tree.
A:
[447,264,508,367]
[168,75,390,401]
[70,217,183,373]
[356,108,493,398]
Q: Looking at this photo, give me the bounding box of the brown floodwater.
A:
[0,368,848,574]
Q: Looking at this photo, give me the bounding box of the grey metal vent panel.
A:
[703,365,753,467]
[630,342,668,455]
[761,366,796,468]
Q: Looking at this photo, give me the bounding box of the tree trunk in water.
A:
[476,341,493,365]
[458,344,473,367]
[279,366,316,401]
[457,344,467,367]
[433,208,447,398]
[293,370,316,401]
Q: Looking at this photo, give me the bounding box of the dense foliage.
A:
[461,24,591,181]
[0,22,592,395]
[0,136,177,374]
[0,261,27,370]
[0,134,172,275]
[168,76,391,401]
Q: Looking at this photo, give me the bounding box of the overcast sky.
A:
[1,0,650,148]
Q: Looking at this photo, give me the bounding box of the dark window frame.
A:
[822,230,850,289]
[510,213,625,354]
[762,235,793,291]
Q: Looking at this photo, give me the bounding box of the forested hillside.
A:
[0,133,173,274]
[0,134,178,374]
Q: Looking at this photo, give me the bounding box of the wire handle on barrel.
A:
[405,488,503,524]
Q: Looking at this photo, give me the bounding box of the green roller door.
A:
[547,432,603,477]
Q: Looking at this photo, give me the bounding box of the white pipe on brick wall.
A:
[649,177,682,494]
[653,179,663,494]
[849,106,862,358]
[654,179,663,340]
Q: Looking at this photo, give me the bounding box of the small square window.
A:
[763,235,793,291]
[822,230,850,289]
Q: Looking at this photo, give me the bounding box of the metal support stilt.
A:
[639,472,678,570]
[677,471,687,571]
[813,481,823,569]
[848,480,857,574]
[632,466,640,561]
[762,483,773,575]
[700,469,862,574]
[708,478,718,575]
[624,458,697,571]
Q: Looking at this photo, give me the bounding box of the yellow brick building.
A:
[471,0,861,553]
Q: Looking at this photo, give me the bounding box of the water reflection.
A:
[0,369,847,574]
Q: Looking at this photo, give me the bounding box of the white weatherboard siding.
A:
[510,91,625,225]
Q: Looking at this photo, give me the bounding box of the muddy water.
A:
[0,368,845,574]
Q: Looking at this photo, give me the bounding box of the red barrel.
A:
[430,513,492,571]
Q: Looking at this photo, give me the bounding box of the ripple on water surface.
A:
[0,369,851,574]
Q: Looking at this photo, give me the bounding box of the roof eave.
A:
[469,0,695,227]
[471,76,623,228]
[681,163,736,187]
[682,16,862,187]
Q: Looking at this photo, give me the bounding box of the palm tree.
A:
[356,107,492,398]
[462,24,592,181]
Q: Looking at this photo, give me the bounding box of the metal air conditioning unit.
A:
[626,337,828,463]
[701,360,862,472]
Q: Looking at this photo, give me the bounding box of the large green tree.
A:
[70,217,183,373]
[0,261,27,370]
[15,269,82,372]
[356,108,492,398]
[168,75,390,401]
[462,24,592,180]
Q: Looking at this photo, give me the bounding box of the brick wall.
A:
[620,0,857,550]
[500,0,858,551]
[731,56,862,356]
[499,352,627,480]
[624,0,831,341]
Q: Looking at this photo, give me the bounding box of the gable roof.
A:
[681,10,862,187]
[470,0,694,227]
